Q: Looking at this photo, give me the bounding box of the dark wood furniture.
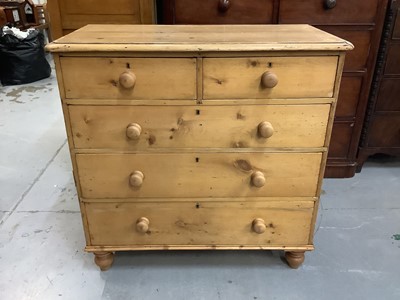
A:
[0,0,27,28]
[0,6,7,27]
[357,0,400,170]
[160,0,389,178]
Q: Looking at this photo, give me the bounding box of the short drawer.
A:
[384,44,400,75]
[279,0,380,25]
[367,115,400,147]
[328,122,354,158]
[335,75,362,118]
[76,152,322,199]
[173,0,274,24]
[319,28,371,71]
[203,56,338,99]
[69,104,331,149]
[60,57,197,100]
[85,201,314,246]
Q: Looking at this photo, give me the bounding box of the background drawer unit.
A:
[170,0,274,24]
[279,0,380,24]
[85,201,314,246]
[60,57,197,100]
[202,56,338,99]
[366,115,400,147]
[76,153,323,199]
[69,104,331,149]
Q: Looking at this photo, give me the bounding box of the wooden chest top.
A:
[46,24,353,53]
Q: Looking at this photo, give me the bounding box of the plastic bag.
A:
[0,28,51,86]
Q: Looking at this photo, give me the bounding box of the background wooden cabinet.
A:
[47,0,155,39]
[159,0,389,178]
[358,0,400,170]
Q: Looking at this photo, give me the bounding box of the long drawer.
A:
[85,201,314,246]
[279,0,380,24]
[173,0,274,24]
[60,57,197,100]
[202,56,338,99]
[76,152,322,199]
[69,104,331,149]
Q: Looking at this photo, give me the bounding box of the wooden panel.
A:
[59,0,141,30]
[203,56,338,99]
[69,104,331,149]
[61,15,142,30]
[335,75,363,118]
[47,0,155,39]
[328,122,354,158]
[60,57,197,100]
[384,44,400,74]
[394,7,400,39]
[85,201,314,246]
[76,153,322,198]
[173,0,274,24]
[61,0,139,14]
[318,28,371,71]
[367,115,400,147]
[376,78,400,111]
[279,0,380,24]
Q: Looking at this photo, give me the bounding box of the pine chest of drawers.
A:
[47,24,352,270]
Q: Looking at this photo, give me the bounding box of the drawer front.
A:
[203,56,338,99]
[328,122,354,158]
[85,201,314,246]
[173,0,274,24]
[376,78,400,111]
[384,44,400,75]
[60,57,197,100]
[279,0,379,24]
[76,153,322,199]
[367,115,400,147]
[69,104,331,149]
[336,76,362,118]
[318,28,371,71]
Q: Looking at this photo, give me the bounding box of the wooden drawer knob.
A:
[129,171,144,187]
[252,218,266,234]
[126,123,142,140]
[218,0,231,12]
[119,71,136,89]
[251,171,266,188]
[136,217,149,233]
[323,0,336,9]
[258,121,274,138]
[261,71,278,88]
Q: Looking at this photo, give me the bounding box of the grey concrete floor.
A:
[0,70,399,300]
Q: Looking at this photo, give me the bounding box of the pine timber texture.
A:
[47,24,351,269]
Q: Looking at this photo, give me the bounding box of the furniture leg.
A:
[94,251,114,271]
[285,251,305,269]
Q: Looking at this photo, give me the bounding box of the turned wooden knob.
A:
[251,171,266,188]
[258,121,274,138]
[119,71,136,89]
[136,217,150,233]
[129,171,144,187]
[261,71,278,88]
[252,218,267,234]
[323,0,336,9]
[126,123,142,140]
[218,0,231,12]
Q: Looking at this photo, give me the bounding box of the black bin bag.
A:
[0,29,51,86]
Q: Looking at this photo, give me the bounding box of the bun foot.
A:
[285,251,305,269]
[94,251,114,271]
